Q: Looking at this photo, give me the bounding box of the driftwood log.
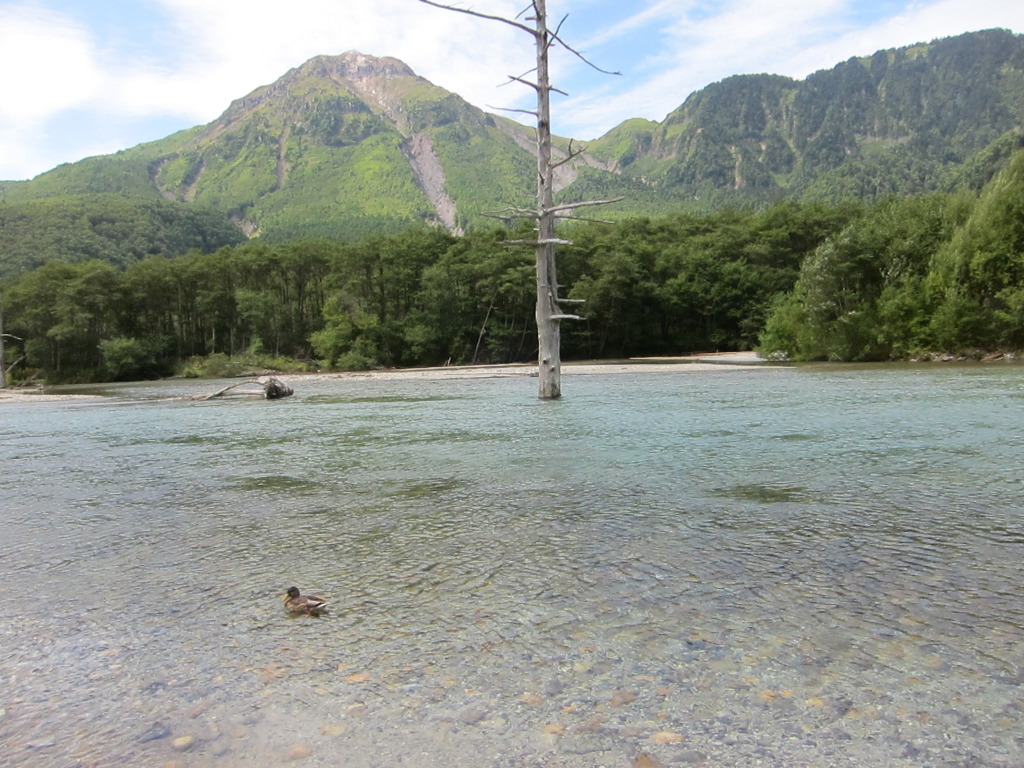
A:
[195,376,294,401]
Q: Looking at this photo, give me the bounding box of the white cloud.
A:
[786,0,1024,79]
[0,3,102,121]
[575,0,697,49]
[0,2,108,178]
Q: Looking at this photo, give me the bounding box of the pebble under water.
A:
[1,364,1023,767]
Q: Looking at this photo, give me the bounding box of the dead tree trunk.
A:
[419,0,619,400]
[532,0,562,399]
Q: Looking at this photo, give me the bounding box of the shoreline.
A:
[0,390,107,403]
[0,352,766,403]
[290,351,767,383]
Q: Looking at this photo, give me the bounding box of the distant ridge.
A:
[2,28,1023,259]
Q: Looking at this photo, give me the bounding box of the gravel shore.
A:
[285,351,766,383]
[0,353,766,402]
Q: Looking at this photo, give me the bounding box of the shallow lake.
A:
[2,364,1023,767]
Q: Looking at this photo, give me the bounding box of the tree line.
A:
[2,150,1022,384]
[761,149,1024,360]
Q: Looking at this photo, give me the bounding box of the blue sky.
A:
[1,0,1022,180]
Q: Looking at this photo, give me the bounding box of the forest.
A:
[2,148,1022,384]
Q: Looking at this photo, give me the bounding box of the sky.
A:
[1,0,1023,180]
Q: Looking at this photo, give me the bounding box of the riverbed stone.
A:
[610,690,638,707]
[677,749,707,763]
[457,705,488,724]
[286,742,312,761]
[544,678,566,696]
[634,753,668,768]
[652,731,684,744]
[138,722,171,743]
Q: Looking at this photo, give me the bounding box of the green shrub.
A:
[177,352,313,378]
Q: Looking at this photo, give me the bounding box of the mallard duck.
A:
[282,586,328,615]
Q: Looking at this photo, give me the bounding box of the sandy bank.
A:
[283,351,767,383]
[0,391,105,403]
[0,353,768,402]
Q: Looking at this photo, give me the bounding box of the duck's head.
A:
[285,586,300,599]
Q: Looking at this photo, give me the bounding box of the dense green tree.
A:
[929,149,1024,349]
[3,185,1019,384]
[6,261,119,378]
[311,227,456,368]
[760,194,973,359]
[0,195,243,277]
[564,203,853,357]
[99,336,167,381]
[408,227,534,365]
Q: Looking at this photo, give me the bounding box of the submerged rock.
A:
[544,678,566,696]
[456,705,488,725]
[678,749,708,763]
[652,731,684,744]
[286,743,312,761]
[610,690,638,707]
[138,722,172,743]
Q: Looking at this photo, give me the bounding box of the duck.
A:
[282,586,329,615]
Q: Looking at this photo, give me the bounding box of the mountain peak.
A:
[297,51,416,81]
[214,50,421,130]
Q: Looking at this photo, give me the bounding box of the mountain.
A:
[1,52,561,244]
[2,29,1023,266]
[589,28,1024,202]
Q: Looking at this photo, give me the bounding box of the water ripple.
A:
[3,366,1024,767]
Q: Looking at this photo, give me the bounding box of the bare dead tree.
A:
[194,377,294,401]
[419,0,620,399]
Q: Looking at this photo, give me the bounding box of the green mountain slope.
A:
[2,29,1023,264]
[0,195,245,275]
[591,29,1024,203]
[3,52,544,243]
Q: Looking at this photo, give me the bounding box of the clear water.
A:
[2,365,1023,767]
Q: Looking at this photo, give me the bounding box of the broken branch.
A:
[195,377,294,401]
[417,0,538,36]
